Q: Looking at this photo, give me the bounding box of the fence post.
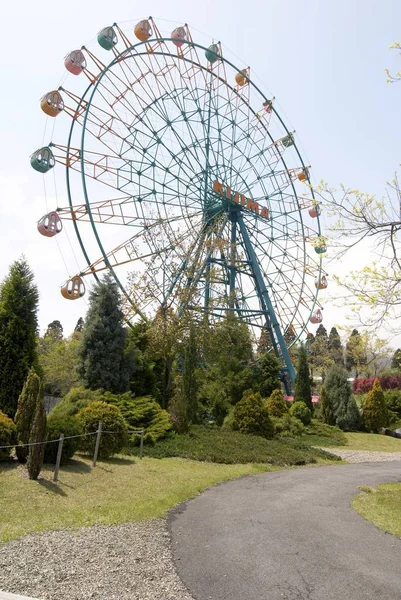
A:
[93,422,103,467]
[53,434,64,482]
[139,428,144,460]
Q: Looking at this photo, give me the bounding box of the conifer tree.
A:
[27,389,47,480]
[363,379,388,432]
[294,344,313,412]
[78,274,130,393]
[44,320,63,340]
[310,325,332,381]
[254,353,281,398]
[14,368,41,463]
[325,364,361,431]
[266,389,288,417]
[0,258,39,417]
[320,385,336,426]
[328,327,344,367]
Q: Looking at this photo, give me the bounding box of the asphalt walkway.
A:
[169,462,401,600]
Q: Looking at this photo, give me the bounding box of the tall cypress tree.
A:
[78,274,130,393]
[0,258,39,417]
[328,327,344,367]
[294,343,313,412]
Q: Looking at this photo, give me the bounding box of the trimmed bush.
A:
[50,387,103,419]
[363,379,388,433]
[271,414,304,438]
[77,401,128,459]
[0,411,17,461]
[289,401,312,426]
[104,392,172,444]
[232,392,274,439]
[266,389,288,417]
[14,368,41,463]
[43,415,83,465]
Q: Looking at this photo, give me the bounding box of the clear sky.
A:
[0,0,400,340]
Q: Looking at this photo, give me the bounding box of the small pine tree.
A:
[363,379,388,433]
[336,396,361,432]
[27,386,47,480]
[325,364,361,431]
[233,391,274,439]
[255,353,281,397]
[294,344,313,412]
[266,389,288,417]
[78,274,130,393]
[14,368,42,463]
[320,386,336,426]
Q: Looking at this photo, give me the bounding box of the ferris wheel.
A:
[31,18,327,388]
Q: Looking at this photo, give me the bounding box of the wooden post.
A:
[53,434,64,482]
[139,429,144,460]
[92,422,102,467]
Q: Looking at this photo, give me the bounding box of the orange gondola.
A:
[235,68,249,86]
[61,275,85,300]
[315,275,328,290]
[134,20,152,42]
[40,91,64,117]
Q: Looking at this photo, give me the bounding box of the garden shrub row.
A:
[353,375,401,394]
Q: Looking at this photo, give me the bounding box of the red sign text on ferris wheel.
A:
[213,180,269,220]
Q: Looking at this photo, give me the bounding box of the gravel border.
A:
[0,520,194,600]
[320,448,401,463]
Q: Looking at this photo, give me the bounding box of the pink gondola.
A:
[61,275,86,300]
[64,50,86,75]
[310,309,323,324]
[37,212,62,238]
[171,26,186,48]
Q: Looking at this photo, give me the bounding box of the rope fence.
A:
[1,423,145,483]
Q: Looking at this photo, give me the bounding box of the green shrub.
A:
[336,395,361,431]
[77,401,128,459]
[43,415,83,465]
[303,419,346,446]
[289,401,312,426]
[383,389,401,416]
[271,414,304,438]
[104,392,172,444]
[50,387,104,419]
[222,407,235,430]
[320,386,336,426]
[0,411,17,461]
[363,379,388,433]
[27,393,47,480]
[266,389,288,417]
[232,392,274,439]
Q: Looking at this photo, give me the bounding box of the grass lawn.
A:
[352,483,401,538]
[344,432,401,452]
[139,425,340,465]
[0,456,272,543]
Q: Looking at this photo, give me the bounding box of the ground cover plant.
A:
[352,483,401,538]
[139,425,340,465]
[0,457,273,543]
[342,432,401,452]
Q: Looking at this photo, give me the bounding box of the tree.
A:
[168,375,189,434]
[44,320,63,340]
[182,323,199,423]
[294,344,313,412]
[254,353,281,398]
[345,330,367,377]
[325,364,361,431]
[320,385,336,426]
[309,325,332,381]
[391,348,401,370]
[14,368,41,463]
[74,317,84,333]
[363,379,388,432]
[27,382,46,480]
[78,274,131,394]
[38,334,81,397]
[0,258,39,417]
[328,327,344,367]
[232,391,274,439]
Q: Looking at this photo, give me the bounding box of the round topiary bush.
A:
[266,389,288,418]
[43,415,83,465]
[0,410,16,461]
[77,401,128,459]
[232,391,274,439]
[289,401,312,426]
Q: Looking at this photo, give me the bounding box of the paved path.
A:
[169,462,401,600]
